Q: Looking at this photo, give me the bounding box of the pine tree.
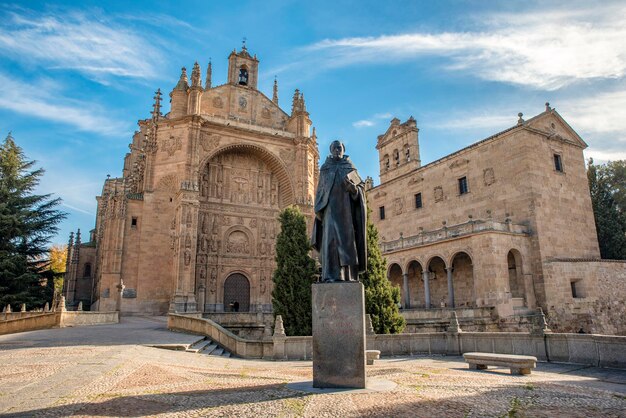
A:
[0,133,66,309]
[359,209,406,334]
[588,159,626,259]
[271,206,317,336]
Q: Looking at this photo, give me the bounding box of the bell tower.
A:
[227,41,259,90]
[376,116,421,183]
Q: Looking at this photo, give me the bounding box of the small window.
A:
[393,149,400,166]
[131,217,138,227]
[554,154,563,172]
[83,263,92,278]
[571,281,579,298]
[415,193,422,209]
[405,146,411,162]
[458,176,469,195]
[379,206,386,220]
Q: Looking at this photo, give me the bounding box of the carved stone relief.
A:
[483,167,496,186]
[434,186,444,203]
[226,230,250,254]
[393,197,404,215]
[213,96,224,108]
[199,132,220,153]
[161,135,182,156]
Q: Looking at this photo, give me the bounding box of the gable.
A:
[525,110,587,148]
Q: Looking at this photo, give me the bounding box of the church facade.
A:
[63,46,625,334]
[63,46,319,315]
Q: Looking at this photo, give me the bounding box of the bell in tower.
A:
[228,40,259,90]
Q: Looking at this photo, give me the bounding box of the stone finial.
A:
[300,93,306,112]
[77,301,83,311]
[2,305,5,313]
[20,303,26,312]
[152,89,162,121]
[59,295,67,312]
[272,76,278,105]
[205,59,212,90]
[174,67,189,91]
[191,61,202,87]
[365,314,375,335]
[517,112,524,125]
[75,229,82,246]
[6,304,11,313]
[291,89,300,115]
[448,311,462,333]
[545,102,551,111]
[44,302,49,312]
[273,315,286,337]
[68,231,74,248]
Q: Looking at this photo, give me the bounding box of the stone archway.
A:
[388,263,404,307]
[223,273,250,312]
[450,252,475,308]
[507,249,524,299]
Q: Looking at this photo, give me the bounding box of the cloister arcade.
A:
[386,246,530,311]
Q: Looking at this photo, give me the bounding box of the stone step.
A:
[222,351,231,358]
[186,338,212,353]
[201,343,218,355]
[211,347,224,356]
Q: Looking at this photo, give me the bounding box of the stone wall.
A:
[543,260,626,335]
[0,311,119,335]
[168,314,626,369]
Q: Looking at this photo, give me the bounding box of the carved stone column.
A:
[402,272,410,309]
[422,270,431,308]
[446,267,455,308]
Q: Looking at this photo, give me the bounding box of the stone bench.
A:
[366,350,380,365]
[463,352,537,375]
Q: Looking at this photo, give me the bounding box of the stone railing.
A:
[168,314,626,369]
[0,311,119,335]
[381,219,529,253]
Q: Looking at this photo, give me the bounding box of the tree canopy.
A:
[587,158,626,260]
[271,206,317,336]
[0,133,66,309]
[359,208,406,334]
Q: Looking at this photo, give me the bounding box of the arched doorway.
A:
[450,252,474,307]
[388,263,404,307]
[426,256,447,308]
[406,260,423,308]
[507,250,524,299]
[223,273,250,312]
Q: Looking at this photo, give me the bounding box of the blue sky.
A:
[1,1,625,245]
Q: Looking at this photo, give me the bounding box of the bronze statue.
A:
[312,140,367,282]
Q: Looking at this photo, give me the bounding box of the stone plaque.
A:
[312,282,366,389]
[122,288,137,298]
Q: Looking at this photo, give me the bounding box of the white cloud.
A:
[0,10,164,82]
[0,72,129,136]
[306,4,626,90]
[352,112,394,128]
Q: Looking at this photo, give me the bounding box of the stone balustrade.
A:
[381,219,529,253]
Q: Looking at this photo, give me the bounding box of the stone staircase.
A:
[186,337,232,357]
[147,336,232,358]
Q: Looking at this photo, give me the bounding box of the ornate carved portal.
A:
[223,273,250,312]
[196,148,283,312]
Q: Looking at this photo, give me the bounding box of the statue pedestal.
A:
[312,282,366,389]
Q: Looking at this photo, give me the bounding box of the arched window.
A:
[383,154,390,171]
[393,149,400,166]
[238,67,249,85]
[83,263,92,278]
[405,145,411,162]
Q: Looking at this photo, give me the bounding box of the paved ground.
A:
[0,317,624,417]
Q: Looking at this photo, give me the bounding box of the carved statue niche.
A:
[226,230,250,254]
[210,268,217,293]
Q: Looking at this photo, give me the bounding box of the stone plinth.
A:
[312,282,366,389]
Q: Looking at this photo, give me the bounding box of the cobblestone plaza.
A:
[1,318,624,417]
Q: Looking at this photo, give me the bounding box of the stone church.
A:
[63,46,319,315]
[63,46,625,335]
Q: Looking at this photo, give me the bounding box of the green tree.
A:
[359,209,405,334]
[0,133,66,309]
[272,206,317,336]
[587,158,626,260]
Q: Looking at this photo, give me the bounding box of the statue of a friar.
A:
[312,140,367,282]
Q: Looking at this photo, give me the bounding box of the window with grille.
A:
[458,176,469,195]
[415,192,422,209]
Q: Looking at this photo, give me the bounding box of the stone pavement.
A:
[0,317,624,417]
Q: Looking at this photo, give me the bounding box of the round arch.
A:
[199,142,296,208]
[426,254,448,270]
[222,225,255,257]
[387,262,405,308]
[507,249,524,299]
[223,272,250,312]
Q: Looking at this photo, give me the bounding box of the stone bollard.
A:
[59,296,67,312]
[44,302,49,312]
[6,304,12,313]
[77,301,83,311]
[21,303,26,312]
